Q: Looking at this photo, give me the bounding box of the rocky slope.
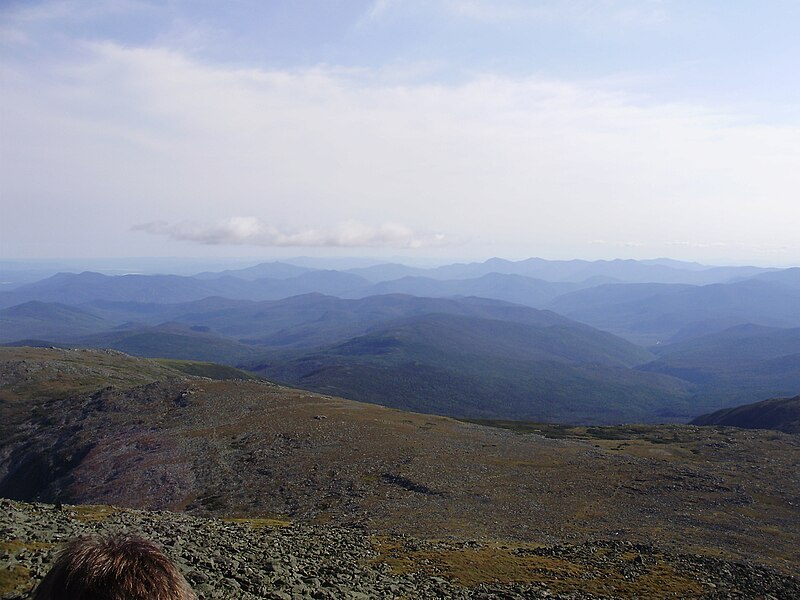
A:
[2,347,799,597]
[3,499,798,599]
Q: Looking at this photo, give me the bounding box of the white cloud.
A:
[0,27,30,45]
[133,218,444,248]
[1,0,155,24]
[2,38,799,262]
[363,0,669,26]
[358,0,399,26]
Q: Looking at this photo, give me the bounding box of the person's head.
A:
[33,535,197,600]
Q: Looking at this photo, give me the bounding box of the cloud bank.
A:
[363,0,668,26]
[1,8,799,263]
[133,218,444,248]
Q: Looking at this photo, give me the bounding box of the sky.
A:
[1,0,799,266]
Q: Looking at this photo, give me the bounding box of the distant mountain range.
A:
[0,257,797,424]
[347,257,774,285]
[0,270,374,307]
[0,257,785,310]
[364,272,582,306]
[548,277,800,345]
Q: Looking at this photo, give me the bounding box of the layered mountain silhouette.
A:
[548,279,800,345]
[1,257,797,424]
[0,270,373,307]
[0,257,784,312]
[348,257,772,285]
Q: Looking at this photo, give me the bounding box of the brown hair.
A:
[33,535,197,600]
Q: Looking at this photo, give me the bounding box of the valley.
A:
[2,258,800,425]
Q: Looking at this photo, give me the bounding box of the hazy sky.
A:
[1,1,799,265]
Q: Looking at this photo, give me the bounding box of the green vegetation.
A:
[0,301,112,343]
[254,314,693,424]
[155,359,267,381]
[72,328,263,365]
[641,325,800,412]
[691,395,800,434]
[0,347,184,401]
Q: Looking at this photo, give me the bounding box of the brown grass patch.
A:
[69,504,122,522]
[0,565,31,596]
[0,540,55,596]
[223,516,291,529]
[372,539,706,599]
[0,539,54,554]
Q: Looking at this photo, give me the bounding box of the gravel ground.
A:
[2,499,798,599]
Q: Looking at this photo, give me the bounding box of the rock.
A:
[2,499,798,600]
